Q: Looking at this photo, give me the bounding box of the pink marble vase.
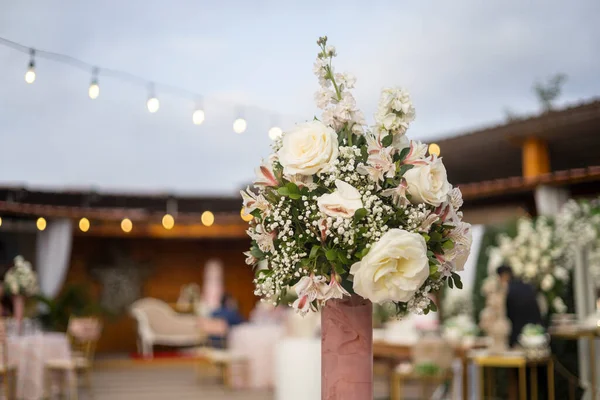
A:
[321,294,373,400]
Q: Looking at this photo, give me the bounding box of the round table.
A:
[8,333,72,400]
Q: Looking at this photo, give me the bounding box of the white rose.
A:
[317,180,363,218]
[541,274,555,291]
[554,266,569,282]
[277,121,339,176]
[350,229,429,303]
[403,156,451,207]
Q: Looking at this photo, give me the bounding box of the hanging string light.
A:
[146,83,160,113]
[121,218,133,233]
[36,217,47,231]
[268,115,283,140]
[88,68,100,99]
[24,49,36,84]
[201,211,214,227]
[79,217,90,232]
[240,208,253,222]
[428,143,441,157]
[0,217,3,227]
[233,106,247,134]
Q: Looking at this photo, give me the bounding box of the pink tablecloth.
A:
[8,333,72,400]
[229,323,285,389]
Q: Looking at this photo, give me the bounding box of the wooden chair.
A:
[0,318,16,400]
[45,317,102,399]
[195,318,248,389]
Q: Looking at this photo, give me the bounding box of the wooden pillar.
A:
[521,137,550,178]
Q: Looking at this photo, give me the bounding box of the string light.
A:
[36,217,47,231]
[233,118,247,134]
[24,49,36,84]
[88,68,100,99]
[268,126,283,140]
[162,214,175,230]
[147,83,159,113]
[201,211,214,227]
[428,143,441,156]
[240,208,253,222]
[0,217,2,227]
[79,217,90,232]
[121,218,133,233]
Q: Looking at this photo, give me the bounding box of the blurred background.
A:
[0,1,599,399]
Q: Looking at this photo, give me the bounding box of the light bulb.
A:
[233,118,247,134]
[268,126,283,140]
[147,97,160,113]
[36,217,47,231]
[25,65,36,84]
[428,143,441,157]
[88,81,100,99]
[241,208,253,222]
[0,217,2,227]
[162,214,175,230]
[201,211,215,227]
[121,218,133,233]
[79,217,90,232]
[192,109,205,125]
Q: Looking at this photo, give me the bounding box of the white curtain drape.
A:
[36,218,73,298]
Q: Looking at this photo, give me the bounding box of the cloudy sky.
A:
[1,1,598,195]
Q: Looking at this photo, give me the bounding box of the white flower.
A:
[240,188,270,215]
[541,274,555,291]
[254,161,278,187]
[381,179,410,208]
[322,273,350,302]
[243,251,257,265]
[277,121,339,176]
[285,174,318,191]
[247,225,275,253]
[449,222,472,272]
[403,155,451,207]
[317,180,363,219]
[335,72,356,89]
[350,229,429,303]
[403,140,428,164]
[555,267,569,282]
[314,89,335,110]
[552,297,567,313]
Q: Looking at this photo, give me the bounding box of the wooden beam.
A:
[522,137,550,178]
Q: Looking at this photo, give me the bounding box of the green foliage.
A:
[35,284,109,332]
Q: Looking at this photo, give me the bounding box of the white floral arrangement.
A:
[3,255,39,297]
[487,217,570,313]
[556,198,600,287]
[242,37,472,316]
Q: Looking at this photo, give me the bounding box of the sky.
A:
[0,1,599,195]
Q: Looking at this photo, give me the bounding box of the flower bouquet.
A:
[488,217,571,314]
[518,324,550,359]
[3,255,39,332]
[242,37,471,399]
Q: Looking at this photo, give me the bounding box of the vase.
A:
[13,295,25,334]
[321,294,373,400]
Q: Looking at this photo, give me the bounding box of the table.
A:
[550,328,597,400]
[8,333,72,400]
[228,323,285,389]
[469,350,554,400]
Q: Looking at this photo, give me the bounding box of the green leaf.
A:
[250,246,265,259]
[353,208,368,222]
[399,164,415,176]
[326,249,338,261]
[422,233,431,242]
[398,147,410,161]
[286,182,300,194]
[334,263,346,275]
[442,240,455,250]
[289,193,301,200]
[277,187,290,196]
[448,278,454,289]
[452,273,463,289]
[430,231,442,241]
[429,302,438,312]
[381,134,393,147]
[309,245,321,259]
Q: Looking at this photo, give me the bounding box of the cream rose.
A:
[350,229,429,303]
[403,156,451,206]
[317,180,363,218]
[277,121,339,176]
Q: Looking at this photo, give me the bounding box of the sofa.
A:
[129,297,204,357]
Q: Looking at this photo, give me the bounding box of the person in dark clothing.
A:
[497,265,543,347]
[208,294,244,348]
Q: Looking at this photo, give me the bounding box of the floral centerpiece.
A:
[4,255,39,297]
[519,323,549,358]
[442,291,478,343]
[487,217,570,314]
[556,198,600,288]
[242,37,471,398]
[3,255,39,332]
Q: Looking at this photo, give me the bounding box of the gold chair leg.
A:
[547,358,555,400]
[531,366,538,400]
[519,365,527,400]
